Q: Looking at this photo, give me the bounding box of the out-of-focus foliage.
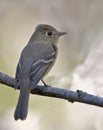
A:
[0,0,103,130]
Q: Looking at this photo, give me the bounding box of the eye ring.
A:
[46,31,52,36]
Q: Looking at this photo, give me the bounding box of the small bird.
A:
[14,24,66,120]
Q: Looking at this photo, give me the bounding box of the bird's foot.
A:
[41,80,51,87]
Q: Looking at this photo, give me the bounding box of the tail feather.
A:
[14,78,30,120]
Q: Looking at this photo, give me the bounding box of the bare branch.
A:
[0,72,103,108]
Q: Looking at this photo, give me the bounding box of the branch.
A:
[0,72,103,108]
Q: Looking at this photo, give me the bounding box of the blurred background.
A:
[0,0,103,130]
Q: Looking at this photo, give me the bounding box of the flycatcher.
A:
[14,24,66,120]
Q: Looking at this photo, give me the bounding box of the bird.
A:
[14,24,66,120]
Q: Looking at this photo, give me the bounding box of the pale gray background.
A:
[0,0,103,130]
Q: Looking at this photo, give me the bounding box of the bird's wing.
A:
[30,46,57,87]
[15,43,57,89]
[15,55,33,89]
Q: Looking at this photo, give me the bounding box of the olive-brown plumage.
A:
[14,24,66,120]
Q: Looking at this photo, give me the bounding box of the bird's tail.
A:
[14,78,31,120]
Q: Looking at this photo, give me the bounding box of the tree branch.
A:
[0,72,103,108]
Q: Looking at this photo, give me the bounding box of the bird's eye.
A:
[46,31,52,36]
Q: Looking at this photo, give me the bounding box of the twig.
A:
[0,72,103,108]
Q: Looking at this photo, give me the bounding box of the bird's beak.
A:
[58,32,67,37]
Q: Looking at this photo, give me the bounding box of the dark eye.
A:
[46,31,52,36]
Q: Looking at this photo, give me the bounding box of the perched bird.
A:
[14,24,66,120]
